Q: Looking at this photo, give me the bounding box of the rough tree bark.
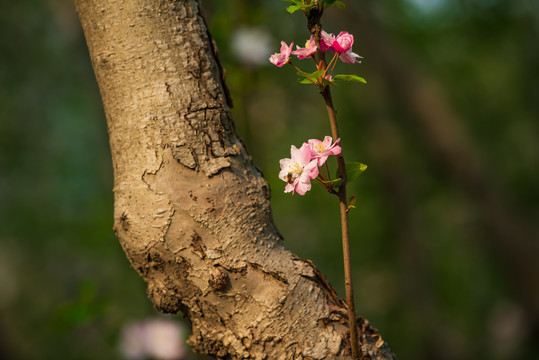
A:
[74,0,396,359]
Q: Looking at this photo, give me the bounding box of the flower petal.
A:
[304,160,319,178]
[294,179,311,195]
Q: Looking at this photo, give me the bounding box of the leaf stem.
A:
[318,166,328,181]
[325,162,331,181]
[288,61,317,85]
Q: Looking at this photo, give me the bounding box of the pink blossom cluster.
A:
[269,30,362,67]
[279,136,341,195]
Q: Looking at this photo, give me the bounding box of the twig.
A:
[308,6,360,359]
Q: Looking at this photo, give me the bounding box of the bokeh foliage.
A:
[0,0,537,359]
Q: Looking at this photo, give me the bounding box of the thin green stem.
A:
[314,177,337,194]
[288,61,317,85]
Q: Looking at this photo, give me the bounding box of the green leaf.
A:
[286,5,302,13]
[298,78,316,84]
[333,74,367,84]
[297,69,325,79]
[346,196,357,212]
[324,0,337,6]
[297,70,325,85]
[346,162,367,183]
[285,1,316,13]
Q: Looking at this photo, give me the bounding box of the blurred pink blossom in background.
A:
[119,318,187,360]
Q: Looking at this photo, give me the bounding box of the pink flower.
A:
[292,36,317,60]
[332,31,354,53]
[119,318,186,360]
[339,49,362,64]
[269,41,294,67]
[279,143,319,195]
[320,30,335,52]
[307,136,341,166]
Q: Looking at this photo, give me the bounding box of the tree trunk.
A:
[74,0,395,359]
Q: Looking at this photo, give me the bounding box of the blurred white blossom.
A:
[119,318,187,360]
[231,27,273,67]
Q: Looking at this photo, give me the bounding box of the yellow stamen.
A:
[286,162,304,184]
[315,144,325,153]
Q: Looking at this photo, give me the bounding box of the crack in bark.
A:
[248,261,289,285]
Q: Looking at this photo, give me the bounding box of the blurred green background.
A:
[1,0,538,359]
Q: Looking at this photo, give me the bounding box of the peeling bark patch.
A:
[248,262,288,285]
[145,252,202,315]
[170,109,233,177]
[296,258,345,308]
[171,144,198,169]
[147,282,183,314]
[357,317,394,360]
[190,231,206,259]
[209,266,228,291]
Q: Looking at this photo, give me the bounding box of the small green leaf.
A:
[286,1,316,13]
[346,162,367,183]
[286,5,302,13]
[349,195,357,206]
[297,69,325,79]
[324,0,337,6]
[298,78,316,84]
[333,74,367,84]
